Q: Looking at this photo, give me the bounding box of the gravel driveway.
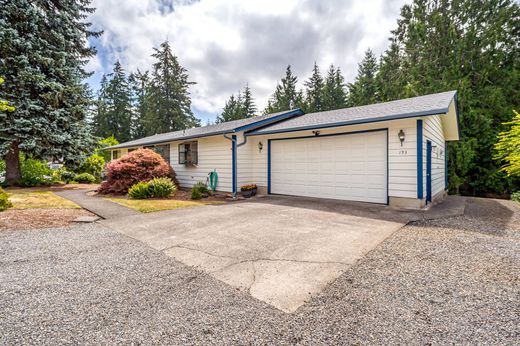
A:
[1,197,519,345]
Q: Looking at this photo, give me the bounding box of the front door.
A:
[426,140,432,203]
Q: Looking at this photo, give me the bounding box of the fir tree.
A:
[323,65,347,111]
[146,40,199,135]
[304,62,325,113]
[0,0,101,184]
[128,70,151,139]
[94,61,133,142]
[242,84,257,118]
[265,65,304,113]
[216,93,244,123]
[347,49,380,107]
[217,85,257,123]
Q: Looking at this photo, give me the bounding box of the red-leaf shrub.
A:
[97,149,177,194]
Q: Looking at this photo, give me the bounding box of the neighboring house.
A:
[107,90,459,208]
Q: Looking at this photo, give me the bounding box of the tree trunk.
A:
[5,141,21,186]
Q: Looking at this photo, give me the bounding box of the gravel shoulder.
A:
[1,197,519,345]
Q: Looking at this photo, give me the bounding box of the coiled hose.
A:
[207,169,218,191]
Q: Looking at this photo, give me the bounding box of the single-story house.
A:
[107,90,460,208]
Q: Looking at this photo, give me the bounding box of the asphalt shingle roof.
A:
[251,90,457,135]
[107,109,303,149]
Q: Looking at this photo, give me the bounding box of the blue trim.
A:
[417,119,423,200]
[386,130,389,205]
[231,135,237,194]
[445,141,448,190]
[267,128,389,205]
[267,140,271,194]
[249,107,449,136]
[426,140,432,203]
[234,109,304,133]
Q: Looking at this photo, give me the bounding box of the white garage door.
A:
[270,131,387,204]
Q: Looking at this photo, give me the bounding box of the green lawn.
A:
[107,198,223,213]
[7,190,80,209]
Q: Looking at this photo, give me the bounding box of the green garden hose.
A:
[207,169,218,191]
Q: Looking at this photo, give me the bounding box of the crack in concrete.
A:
[163,244,349,266]
[248,261,256,294]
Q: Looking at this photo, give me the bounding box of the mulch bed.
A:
[0,208,95,231]
[92,189,230,202]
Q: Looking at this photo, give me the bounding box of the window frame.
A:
[178,141,198,165]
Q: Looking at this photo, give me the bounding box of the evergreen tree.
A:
[304,62,325,113]
[128,70,150,139]
[347,49,380,107]
[265,65,304,113]
[146,40,199,135]
[94,61,133,142]
[323,64,347,111]
[377,0,520,195]
[216,93,244,123]
[0,0,100,184]
[217,85,257,123]
[242,84,257,118]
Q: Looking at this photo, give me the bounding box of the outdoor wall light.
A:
[398,129,405,146]
[258,141,263,152]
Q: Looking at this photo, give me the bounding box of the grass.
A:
[107,198,224,213]
[7,190,80,209]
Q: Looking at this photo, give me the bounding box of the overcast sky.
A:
[86,0,409,124]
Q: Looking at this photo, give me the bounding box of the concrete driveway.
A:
[102,196,436,312]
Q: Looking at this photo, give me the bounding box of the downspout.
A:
[223,133,238,199]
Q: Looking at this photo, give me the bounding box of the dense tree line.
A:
[216,85,256,123]
[93,41,199,141]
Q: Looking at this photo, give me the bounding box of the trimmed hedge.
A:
[128,177,176,199]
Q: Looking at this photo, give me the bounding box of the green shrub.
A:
[0,187,12,212]
[74,172,96,184]
[147,177,176,198]
[57,169,76,183]
[128,181,152,199]
[77,154,105,180]
[511,191,520,203]
[191,181,208,200]
[18,157,53,187]
[190,187,202,200]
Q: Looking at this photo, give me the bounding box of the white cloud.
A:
[88,0,408,121]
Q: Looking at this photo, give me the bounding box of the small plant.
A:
[128,181,152,199]
[147,177,176,198]
[240,184,257,191]
[511,191,520,203]
[74,172,96,184]
[191,187,202,200]
[0,187,12,212]
[191,181,209,200]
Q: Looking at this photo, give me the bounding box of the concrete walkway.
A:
[55,189,139,219]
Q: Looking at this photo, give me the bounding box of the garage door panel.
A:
[270,131,387,204]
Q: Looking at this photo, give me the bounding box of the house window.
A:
[112,150,120,160]
[178,141,198,165]
[154,144,170,163]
